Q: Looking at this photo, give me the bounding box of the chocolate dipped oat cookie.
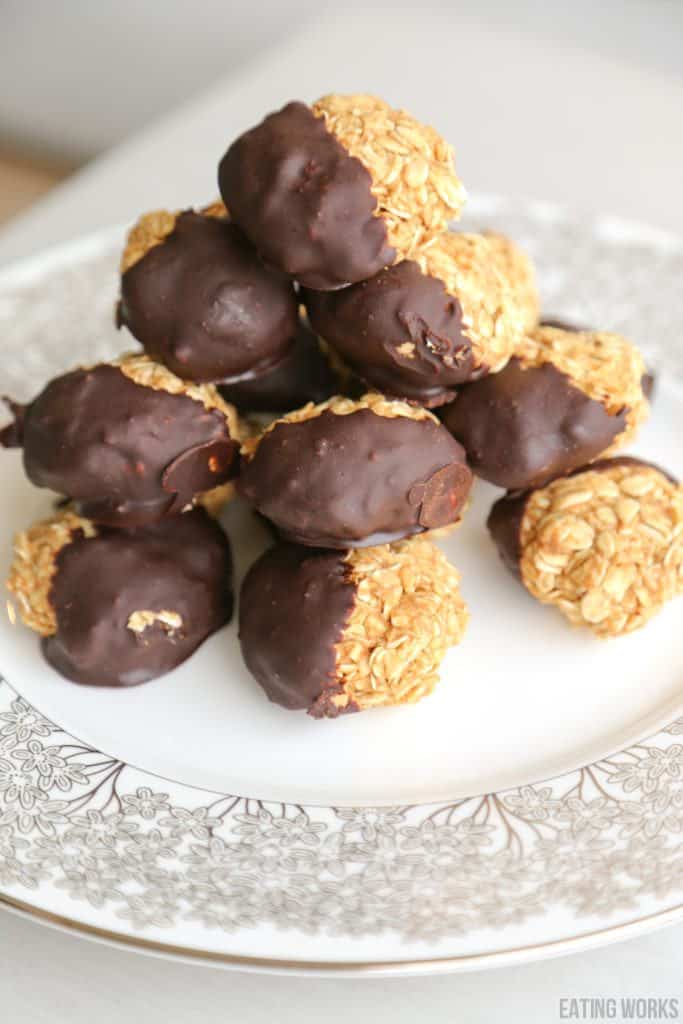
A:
[442,325,649,490]
[1,354,242,528]
[488,458,682,638]
[219,95,465,289]
[304,232,537,406]
[7,507,233,686]
[239,537,468,716]
[238,394,473,548]
[118,205,298,383]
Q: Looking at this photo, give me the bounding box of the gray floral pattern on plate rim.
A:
[1,679,683,941]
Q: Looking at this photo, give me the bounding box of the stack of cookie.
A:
[1,355,239,686]
[3,93,681,713]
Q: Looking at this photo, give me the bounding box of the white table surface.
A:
[1,5,682,1016]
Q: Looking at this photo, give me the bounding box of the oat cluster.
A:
[241,392,435,458]
[113,353,242,436]
[327,537,469,712]
[199,200,228,219]
[519,464,683,638]
[7,508,97,637]
[415,232,531,373]
[517,326,649,448]
[127,609,183,636]
[312,94,465,259]
[121,210,178,273]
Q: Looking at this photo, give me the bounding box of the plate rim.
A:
[3,890,683,976]
[1,201,682,972]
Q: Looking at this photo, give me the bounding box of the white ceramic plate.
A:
[0,196,682,975]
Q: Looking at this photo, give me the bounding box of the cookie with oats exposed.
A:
[442,325,650,490]
[239,537,468,716]
[0,354,242,528]
[218,95,465,290]
[540,317,657,405]
[6,507,233,686]
[304,232,538,406]
[238,394,473,548]
[118,204,298,383]
[488,458,682,638]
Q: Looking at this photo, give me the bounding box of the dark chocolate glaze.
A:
[218,101,395,290]
[303,261,474,407]
[119,212,298,383]
[487,456,679,577]
[486,492,530,578]
[0,399,25,447]
[218,321,339,413]
[239,543,357,716]
[440,357,627,491]
[239,407,472,548]
[540,318,587,331]
[43,510,233,687]
[6,365,238,527]
[642,371,656,402]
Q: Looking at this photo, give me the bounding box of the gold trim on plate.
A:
[3,892,683,975]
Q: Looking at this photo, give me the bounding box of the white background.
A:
[1,0,682,163]
[1,1,682,1017]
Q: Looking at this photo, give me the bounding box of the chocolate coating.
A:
[540,318,587,331]
[218,101,395,290]
[486,492,529,577]
[239,543,357,715]
[239,407,472,548]
[218,321,338,413]
[44,510,233,687]
[119,212,298,383]
[303,260,474,406]
[487,457,678,576]
[440,357,627,491]
[0,399,25,448]
[642,371,656,402]
[3,365,238,527]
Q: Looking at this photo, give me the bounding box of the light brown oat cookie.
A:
[239,537,469,716]
[488,459,682,638]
